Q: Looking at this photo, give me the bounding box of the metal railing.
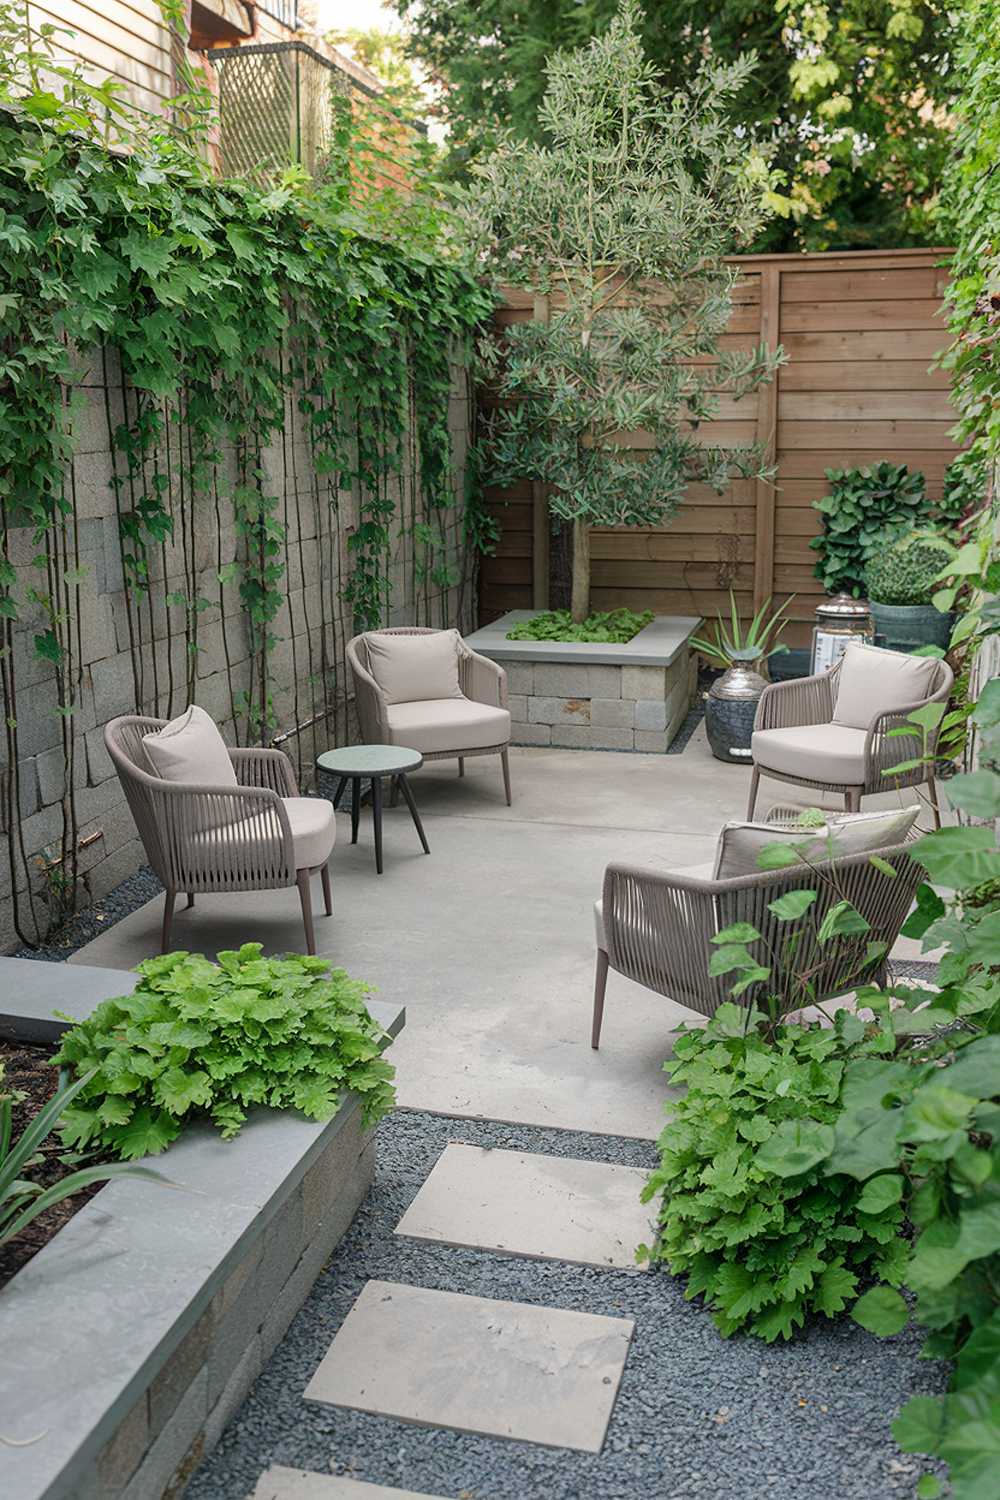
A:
[256,0,300,28]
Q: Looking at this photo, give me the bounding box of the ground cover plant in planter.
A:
[53,945,395,1159]
[505,607,653,645]
[865,532,956,653]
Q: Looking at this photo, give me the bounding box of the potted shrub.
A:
[691,594,792,763]
[864,531,955,653]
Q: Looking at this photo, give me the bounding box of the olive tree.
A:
[468,0,784,621]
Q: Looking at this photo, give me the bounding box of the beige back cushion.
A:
[143,704,237,787]
[366,630,463,706]
[714,821,829,880]
[826,804,920,853]
[715,804,920,880]
[832,643,939,731]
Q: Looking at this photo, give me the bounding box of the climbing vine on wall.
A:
[0,5,491,944]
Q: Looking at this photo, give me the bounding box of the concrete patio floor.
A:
[70,724,937,1140]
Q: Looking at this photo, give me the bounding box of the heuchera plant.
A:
[53,945,396,1159]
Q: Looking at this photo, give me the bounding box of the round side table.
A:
[316,744,429,876]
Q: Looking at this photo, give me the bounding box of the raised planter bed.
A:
[465,611,702,752]
[0,957,404,1500]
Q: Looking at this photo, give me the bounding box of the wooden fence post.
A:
[752,264,781,611]
[531,293,550,609]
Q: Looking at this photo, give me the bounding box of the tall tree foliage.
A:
[469,0,782,622]
[396,0,955,252]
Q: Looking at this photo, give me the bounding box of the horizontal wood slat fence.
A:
[478,248,960,645]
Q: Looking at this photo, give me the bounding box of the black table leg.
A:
[397,774,430,854]
[350,777,360,845]
[371,774,384,874]
[331,775,348,810]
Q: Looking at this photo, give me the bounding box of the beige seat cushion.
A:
[191,796,336,871]
[594,861,715,951]
[366,630,463,706]
[143,704,237,788]
[387,698,511,754]
[832,642,939,730]
[751,723,868,785]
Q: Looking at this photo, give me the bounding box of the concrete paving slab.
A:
[304,1280,633,1453]
[250,1467,450,1500]
[68,741,942,1140]
[395,1144,653,1270]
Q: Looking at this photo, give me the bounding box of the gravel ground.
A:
[186,1110,947,1500]
[9,865,163,963]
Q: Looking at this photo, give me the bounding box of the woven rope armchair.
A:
[592,839,921,1046]
[347,626,512,804]
[105,716,334,955]
[747,656,953,824]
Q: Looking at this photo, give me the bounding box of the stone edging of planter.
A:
[0,957,404,1500]
[465,610,702,752]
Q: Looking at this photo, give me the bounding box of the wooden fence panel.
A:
[478,249,961,643]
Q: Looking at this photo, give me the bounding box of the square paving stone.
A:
[250,1467,449,1499]
[394,1145,653,1270]
[303,1280,633,1453]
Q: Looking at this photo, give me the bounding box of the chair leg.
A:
[161,889,176,953]
[185,892,195,910]
[501,747,512,806]
[592,949,609,1050]
[927,770,942,829]
[845,786,862,813]
[321,861,333,916]
[747,765,760,820]
[296,869,316,955]
[458,757,465,778]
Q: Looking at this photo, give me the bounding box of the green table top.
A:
[316,744,423,776]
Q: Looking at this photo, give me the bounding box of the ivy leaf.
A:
[712,923,761,945]
[892,1396,945,1456]
[856,1174,905,1214]
[852,1285,909,1336]
[945,770,1000,820]
[33,629,62,664]
[816,900,870,943]
[901,883,946,940]
[768,888,817,920]
[755,1119,834,1177]
[913,826,999,889]
[120,231,176,279]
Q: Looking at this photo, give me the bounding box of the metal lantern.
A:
[811,594,875,674]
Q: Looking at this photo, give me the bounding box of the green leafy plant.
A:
[505,607,653,645]
[53,946,396,1159]
[1,1063,161,1247]
[639,1003,907,1342]
[469,0,784,622]
[690,591,792,668]
[811,463,931,597]
[865,531,955,608]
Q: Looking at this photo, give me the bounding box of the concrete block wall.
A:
[507,653,697,752]
[0,353,475,951]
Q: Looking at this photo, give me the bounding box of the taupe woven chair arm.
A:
[229,746,299,797]
[458,645,508,709]
[124,764,296,891]
[863,663,954,794]
[754,668,837,732]
[346,641,391,743]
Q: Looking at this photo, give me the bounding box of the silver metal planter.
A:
[705,660,768,764]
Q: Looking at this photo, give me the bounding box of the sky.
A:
[312,0,403,32]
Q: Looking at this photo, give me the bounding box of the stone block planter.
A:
[465,611,701,752]
[0,958,404,1500]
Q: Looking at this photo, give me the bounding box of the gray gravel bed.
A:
[9,865,163,962]
[186,1110,947,1500]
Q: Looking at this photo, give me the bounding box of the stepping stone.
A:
[304,1280,633,1453]
[250,1467,449,1499]
[395,1144,652,1270]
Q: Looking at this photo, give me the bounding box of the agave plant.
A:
[690,592,793,670]
[1,1063,163,1249]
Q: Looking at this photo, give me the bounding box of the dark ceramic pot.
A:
[869,602,954,654]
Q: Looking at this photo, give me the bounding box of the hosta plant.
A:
[639,1004,908,1342]
[1,1064,160,1246]
[53,945,396,1160]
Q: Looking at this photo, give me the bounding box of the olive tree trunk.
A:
[570,518,590,623]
